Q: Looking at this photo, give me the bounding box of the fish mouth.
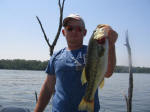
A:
[94,27,108,44]
[97,37,106,44]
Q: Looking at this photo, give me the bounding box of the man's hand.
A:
[108,29,118,47]
[105,26,118,78]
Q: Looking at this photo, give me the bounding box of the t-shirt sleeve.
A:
[45,55,55,75]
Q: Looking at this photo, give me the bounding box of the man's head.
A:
[62,14,87,50]
[63,14,85,28]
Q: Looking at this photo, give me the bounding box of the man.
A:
[34,14,118,112]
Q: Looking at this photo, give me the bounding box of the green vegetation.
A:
[115,66,150,73]
[0,59,150,73]
[0,59,48,70]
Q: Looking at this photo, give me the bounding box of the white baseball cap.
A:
[63,13,85,28]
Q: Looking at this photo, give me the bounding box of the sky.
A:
[0,0,150,67]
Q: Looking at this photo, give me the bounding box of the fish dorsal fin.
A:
[99,79,105,89]
[81,67,87,85]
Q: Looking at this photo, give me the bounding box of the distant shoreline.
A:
[0,59,150,73]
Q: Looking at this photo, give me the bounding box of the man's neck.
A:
[67,44,83,51]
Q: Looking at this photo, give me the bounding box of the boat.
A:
[0,106,30,112]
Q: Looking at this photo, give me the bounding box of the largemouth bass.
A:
[78,24,110,112]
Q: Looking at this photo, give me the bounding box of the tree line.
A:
[115,65,150,73]
[0,59,150,73]
[0,59,48,70]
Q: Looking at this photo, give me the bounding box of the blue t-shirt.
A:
[46,45,100,112]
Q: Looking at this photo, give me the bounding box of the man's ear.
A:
[83,29,87,36]
[62,29,65,36]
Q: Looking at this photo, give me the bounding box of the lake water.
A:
[0,70,150,112]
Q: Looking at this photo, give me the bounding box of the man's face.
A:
[62,19,86,47]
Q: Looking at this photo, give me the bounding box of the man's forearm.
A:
[34,82,52,112]
[105,45,116,78]
[34,75,56,112]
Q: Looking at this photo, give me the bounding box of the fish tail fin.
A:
[99,79,105,89]
[81,67,87,85]
[78,98,94,112]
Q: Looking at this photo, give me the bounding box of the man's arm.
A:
[105,29,118,78]
[34,75,56,112]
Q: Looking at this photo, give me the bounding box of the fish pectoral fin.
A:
[81,67,87,85]
[78,98,94,112]
[99,79,105,89]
